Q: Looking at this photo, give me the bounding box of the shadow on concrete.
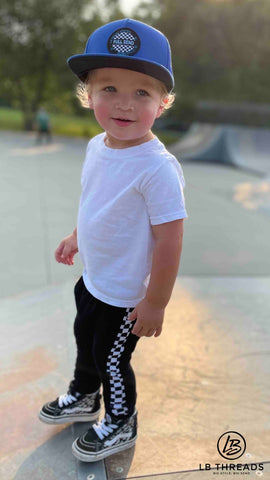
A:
[13,421,136,480]
[14,424,77,480]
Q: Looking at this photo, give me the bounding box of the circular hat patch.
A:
[107,28,141,56]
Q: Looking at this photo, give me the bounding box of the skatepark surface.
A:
[0,128,269,479]
[170,122,270,176]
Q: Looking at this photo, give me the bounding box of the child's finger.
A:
[146,329,156,337]
[67,255,74,265]
[55,244,65,262]
[154,327,162,337]
[62,246,71,259]
[132,321,143,336]
[128,308,137,322]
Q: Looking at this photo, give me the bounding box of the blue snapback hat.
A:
[67,18,174,92]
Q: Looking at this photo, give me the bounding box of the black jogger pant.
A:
[71,276,140,418]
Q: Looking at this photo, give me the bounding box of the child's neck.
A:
[104,131,155,149]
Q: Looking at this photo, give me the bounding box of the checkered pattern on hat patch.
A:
[110,30,138,55]
[106,308,133,416]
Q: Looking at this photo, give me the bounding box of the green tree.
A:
[0,0,103,129]
[134,0,270,119]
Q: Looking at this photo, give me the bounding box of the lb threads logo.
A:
[217,431,246,460]
[198,431,264,475]
[107,28,141,56]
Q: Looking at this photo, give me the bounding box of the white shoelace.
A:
[58,393,78,408]
[93,416,118,440]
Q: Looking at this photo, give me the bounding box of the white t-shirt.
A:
[77,132,188,307]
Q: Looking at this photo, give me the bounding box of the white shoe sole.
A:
[72,435,137,462]
[38,408,101,425]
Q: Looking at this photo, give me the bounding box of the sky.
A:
[84,0,153,21]
[119,0,140,15]
[119,0,151,15]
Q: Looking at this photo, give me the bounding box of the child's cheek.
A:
[140,105,159,128]
[94,104,110,127]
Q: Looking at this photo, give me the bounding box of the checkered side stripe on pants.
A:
[106,308,133,416]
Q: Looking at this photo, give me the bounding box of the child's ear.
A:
[156,95,169,118]
[156,103,165,119]
[88,94,94,109]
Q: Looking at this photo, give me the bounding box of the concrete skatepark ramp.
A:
[170,123,270,176]
[1,131,270,479]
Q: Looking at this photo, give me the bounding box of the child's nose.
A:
[115,94,134,110]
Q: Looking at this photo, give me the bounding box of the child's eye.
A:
[104,86,116,92]
[137,89,149,97]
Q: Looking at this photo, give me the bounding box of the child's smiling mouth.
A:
[112,118,135,127]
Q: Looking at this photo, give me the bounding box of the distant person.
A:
[38,19,188,462]
[35,108,51,143]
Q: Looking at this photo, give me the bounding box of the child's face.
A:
[87,68,166,148]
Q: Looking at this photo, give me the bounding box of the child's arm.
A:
[55,228,78,265]
[128,219,184,337]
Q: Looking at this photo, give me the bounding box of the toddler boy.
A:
[39,18,188,462]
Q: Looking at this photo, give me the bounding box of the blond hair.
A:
[76,71,175,111]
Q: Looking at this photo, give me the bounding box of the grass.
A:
[0,107,24,131]
[0,107,181,145]
[0,107,102,138]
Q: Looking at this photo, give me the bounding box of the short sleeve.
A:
[140,160,188,225]
[81,134,103,185]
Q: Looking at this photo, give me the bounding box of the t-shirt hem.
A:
[150,211,188,225]
[82,272,142,308]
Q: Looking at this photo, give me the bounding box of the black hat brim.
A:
[67,54,174,92]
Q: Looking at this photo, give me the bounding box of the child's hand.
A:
[55,232,78,266]
[127,298,164,338]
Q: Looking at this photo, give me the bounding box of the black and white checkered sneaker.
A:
[39,388,101,424]
[72,410,137,462]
